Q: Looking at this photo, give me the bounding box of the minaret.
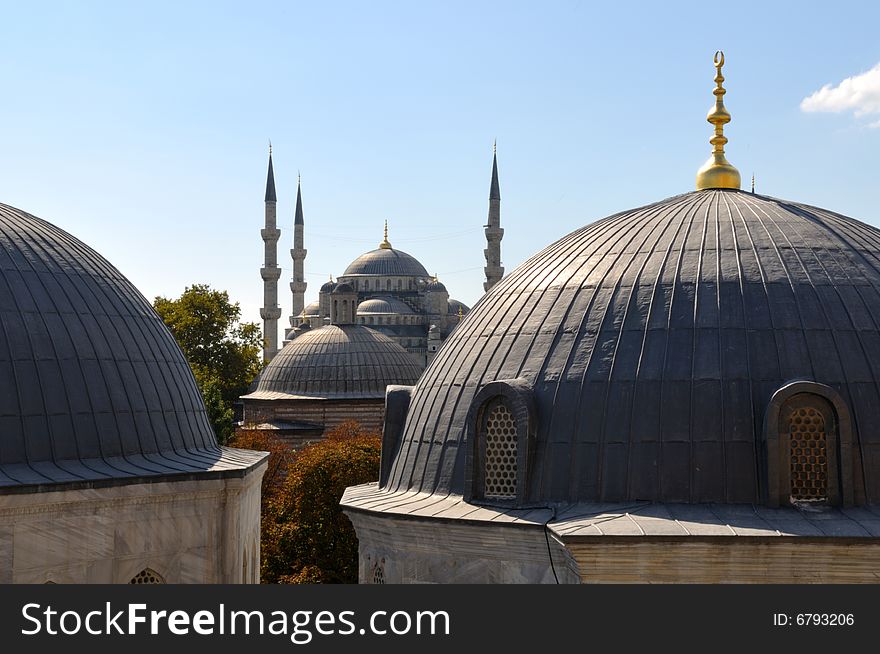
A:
[483,141,504,292]
[260,145,282,362]
[289,173,307,327]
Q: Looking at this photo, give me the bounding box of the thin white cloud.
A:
[801,63,880,124]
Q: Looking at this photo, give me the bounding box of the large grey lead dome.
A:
[0,203,257,489]
[342,247,429,277]
[386,189,880,505]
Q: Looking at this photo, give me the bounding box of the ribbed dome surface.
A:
[357,296,415,315]
[387,189,880,504]
[343,247,429,277]
[247,324,422,399]
[0,203,256,489]
[447,299,470,315]
[303,301,320,316]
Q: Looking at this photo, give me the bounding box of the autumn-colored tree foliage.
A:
[260,421,381,584]
[228,429,294,496]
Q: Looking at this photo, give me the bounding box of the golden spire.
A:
[695,51,741,190]
[751,172,755,194]
[458,305,464,322]
[379,219,392,249]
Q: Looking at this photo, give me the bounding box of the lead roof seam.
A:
[623,196,706,501]
[417,200,656,494]
[30,219,188,471]
[750,197,877,498]
[0,209,82,480]
[722,193,763,502]
[687,193,714,502]
[391,196,691,494]
[4,206,217,473]
[566,195,699,501]
[652,194,705,500]
[10,212,120,480]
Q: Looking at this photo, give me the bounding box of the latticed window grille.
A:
[372,562,386,585]
[483,401,517,499]
[788,406,828,502]
[129,568,165,584]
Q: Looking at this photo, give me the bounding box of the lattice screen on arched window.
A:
[483,402,517,499]
[129,568,165,584]
[789,406,828,502]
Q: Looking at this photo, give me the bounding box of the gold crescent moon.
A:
[714,50,725,68]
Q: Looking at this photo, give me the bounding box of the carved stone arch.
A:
[464,378,537,507]
[765,380,856,507]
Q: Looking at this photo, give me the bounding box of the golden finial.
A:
[695,51,741,190]
[458,305,464,322]
[379,219,392,249]
[751,172,755,194]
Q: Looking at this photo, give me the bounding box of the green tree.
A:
[154,284,262,443]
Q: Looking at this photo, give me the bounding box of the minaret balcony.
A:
[260,307,282,320]
[261,228,281,240]
[260,266,282,281]
[290,248,307,258]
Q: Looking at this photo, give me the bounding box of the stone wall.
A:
[0,463,265,584]
[344,510,579,584]
[242,398,386,435]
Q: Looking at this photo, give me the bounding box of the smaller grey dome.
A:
[243,325,422,400]
[333,282,355,293]
[357,296,415,315]
[303,301,320,316]
[426,279,447,292]
[320,281,336,293]
[447,299,470,315]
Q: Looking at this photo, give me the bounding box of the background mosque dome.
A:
[425,279,447,292]
[385,189,880,505]
[0,203,252,489]
[357,296,416,315]
[342,247,429,277]
[302,301,320,316]
[248,324,423,399]
[447,299,470,315]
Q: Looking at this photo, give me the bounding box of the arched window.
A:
[465,379,536,505]
[130,568,165,584]
[765,381,857,507]
[372,559,386,585]
[397,279,402,291]
[386,279,391,291]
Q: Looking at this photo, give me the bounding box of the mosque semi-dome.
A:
[246,324,423,400]
[0,202,260,489]
[357,296,416,315]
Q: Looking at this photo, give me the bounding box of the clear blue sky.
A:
[2,1,879,340]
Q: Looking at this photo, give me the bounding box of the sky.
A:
[2,1,880,343]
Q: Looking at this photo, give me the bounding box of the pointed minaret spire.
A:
[289,173,307,328]
[260,144,282,361]
[483,142,504,292]
[265,142,277,202]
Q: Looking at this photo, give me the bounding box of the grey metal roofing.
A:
[334,282,355,293]
[0,203,265,490]
[320,281,336,292]
[243,324,423,400]
[425,279,447,292]
[447,299,470,314]
[303,301,320,316]
[342,247,429,277]
[357,296,416,315]
[342,483,880,538]
[265,153,276,203]
[385,189,880,505]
